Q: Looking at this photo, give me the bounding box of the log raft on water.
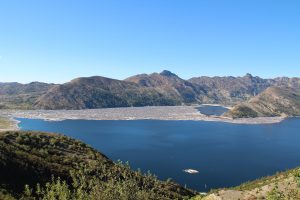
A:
[183,169,199,174]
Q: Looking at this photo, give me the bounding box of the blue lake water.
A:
[17,117,300,192]
[197,105,229,116]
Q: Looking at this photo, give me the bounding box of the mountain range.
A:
[1,70,299,111]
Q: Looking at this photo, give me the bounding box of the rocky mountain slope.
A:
[0,131,195,199]
[34,71,300,110]
[1,71,299,110]
[224,86,300,118]
[189,73,274,105]
[125,70,208,104]
[0,82,55,109]
[35,76,179,109]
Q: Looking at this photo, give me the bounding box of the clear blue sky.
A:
[0,0,299,83]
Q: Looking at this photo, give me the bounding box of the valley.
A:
[2,1,300,199]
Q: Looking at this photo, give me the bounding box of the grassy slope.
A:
[0,131,195,199]
[0,188,15,200]
[193,168,300,200]
[0,117,16,131]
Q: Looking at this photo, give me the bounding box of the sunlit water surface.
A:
[17,106,300,191]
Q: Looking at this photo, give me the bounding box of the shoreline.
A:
[0,117,20,131]
[198,103,233,109]
[0,106,285,126]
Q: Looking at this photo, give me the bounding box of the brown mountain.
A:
[35,76,179,109]
[189,73,274,105]
[0,82,55,109]
[125,70,207,104]
[224,86,300,118]
[1,71,300,110]
[273,77,300,88]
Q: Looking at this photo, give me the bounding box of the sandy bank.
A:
[0,117,20,131]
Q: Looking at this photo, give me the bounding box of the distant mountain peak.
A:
[160,70,178,77]
[244,73,253,78]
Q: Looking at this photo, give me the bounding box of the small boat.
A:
[183,169,199,174]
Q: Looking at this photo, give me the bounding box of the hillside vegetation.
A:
[195,167,300,200]
[225,86,300,118]
[0,117,16,131]
[0,131,299,199]
[0,82,55,109]
[0,131,195,200]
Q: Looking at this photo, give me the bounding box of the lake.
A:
[197,105,229,116]
[17,116,300,191]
